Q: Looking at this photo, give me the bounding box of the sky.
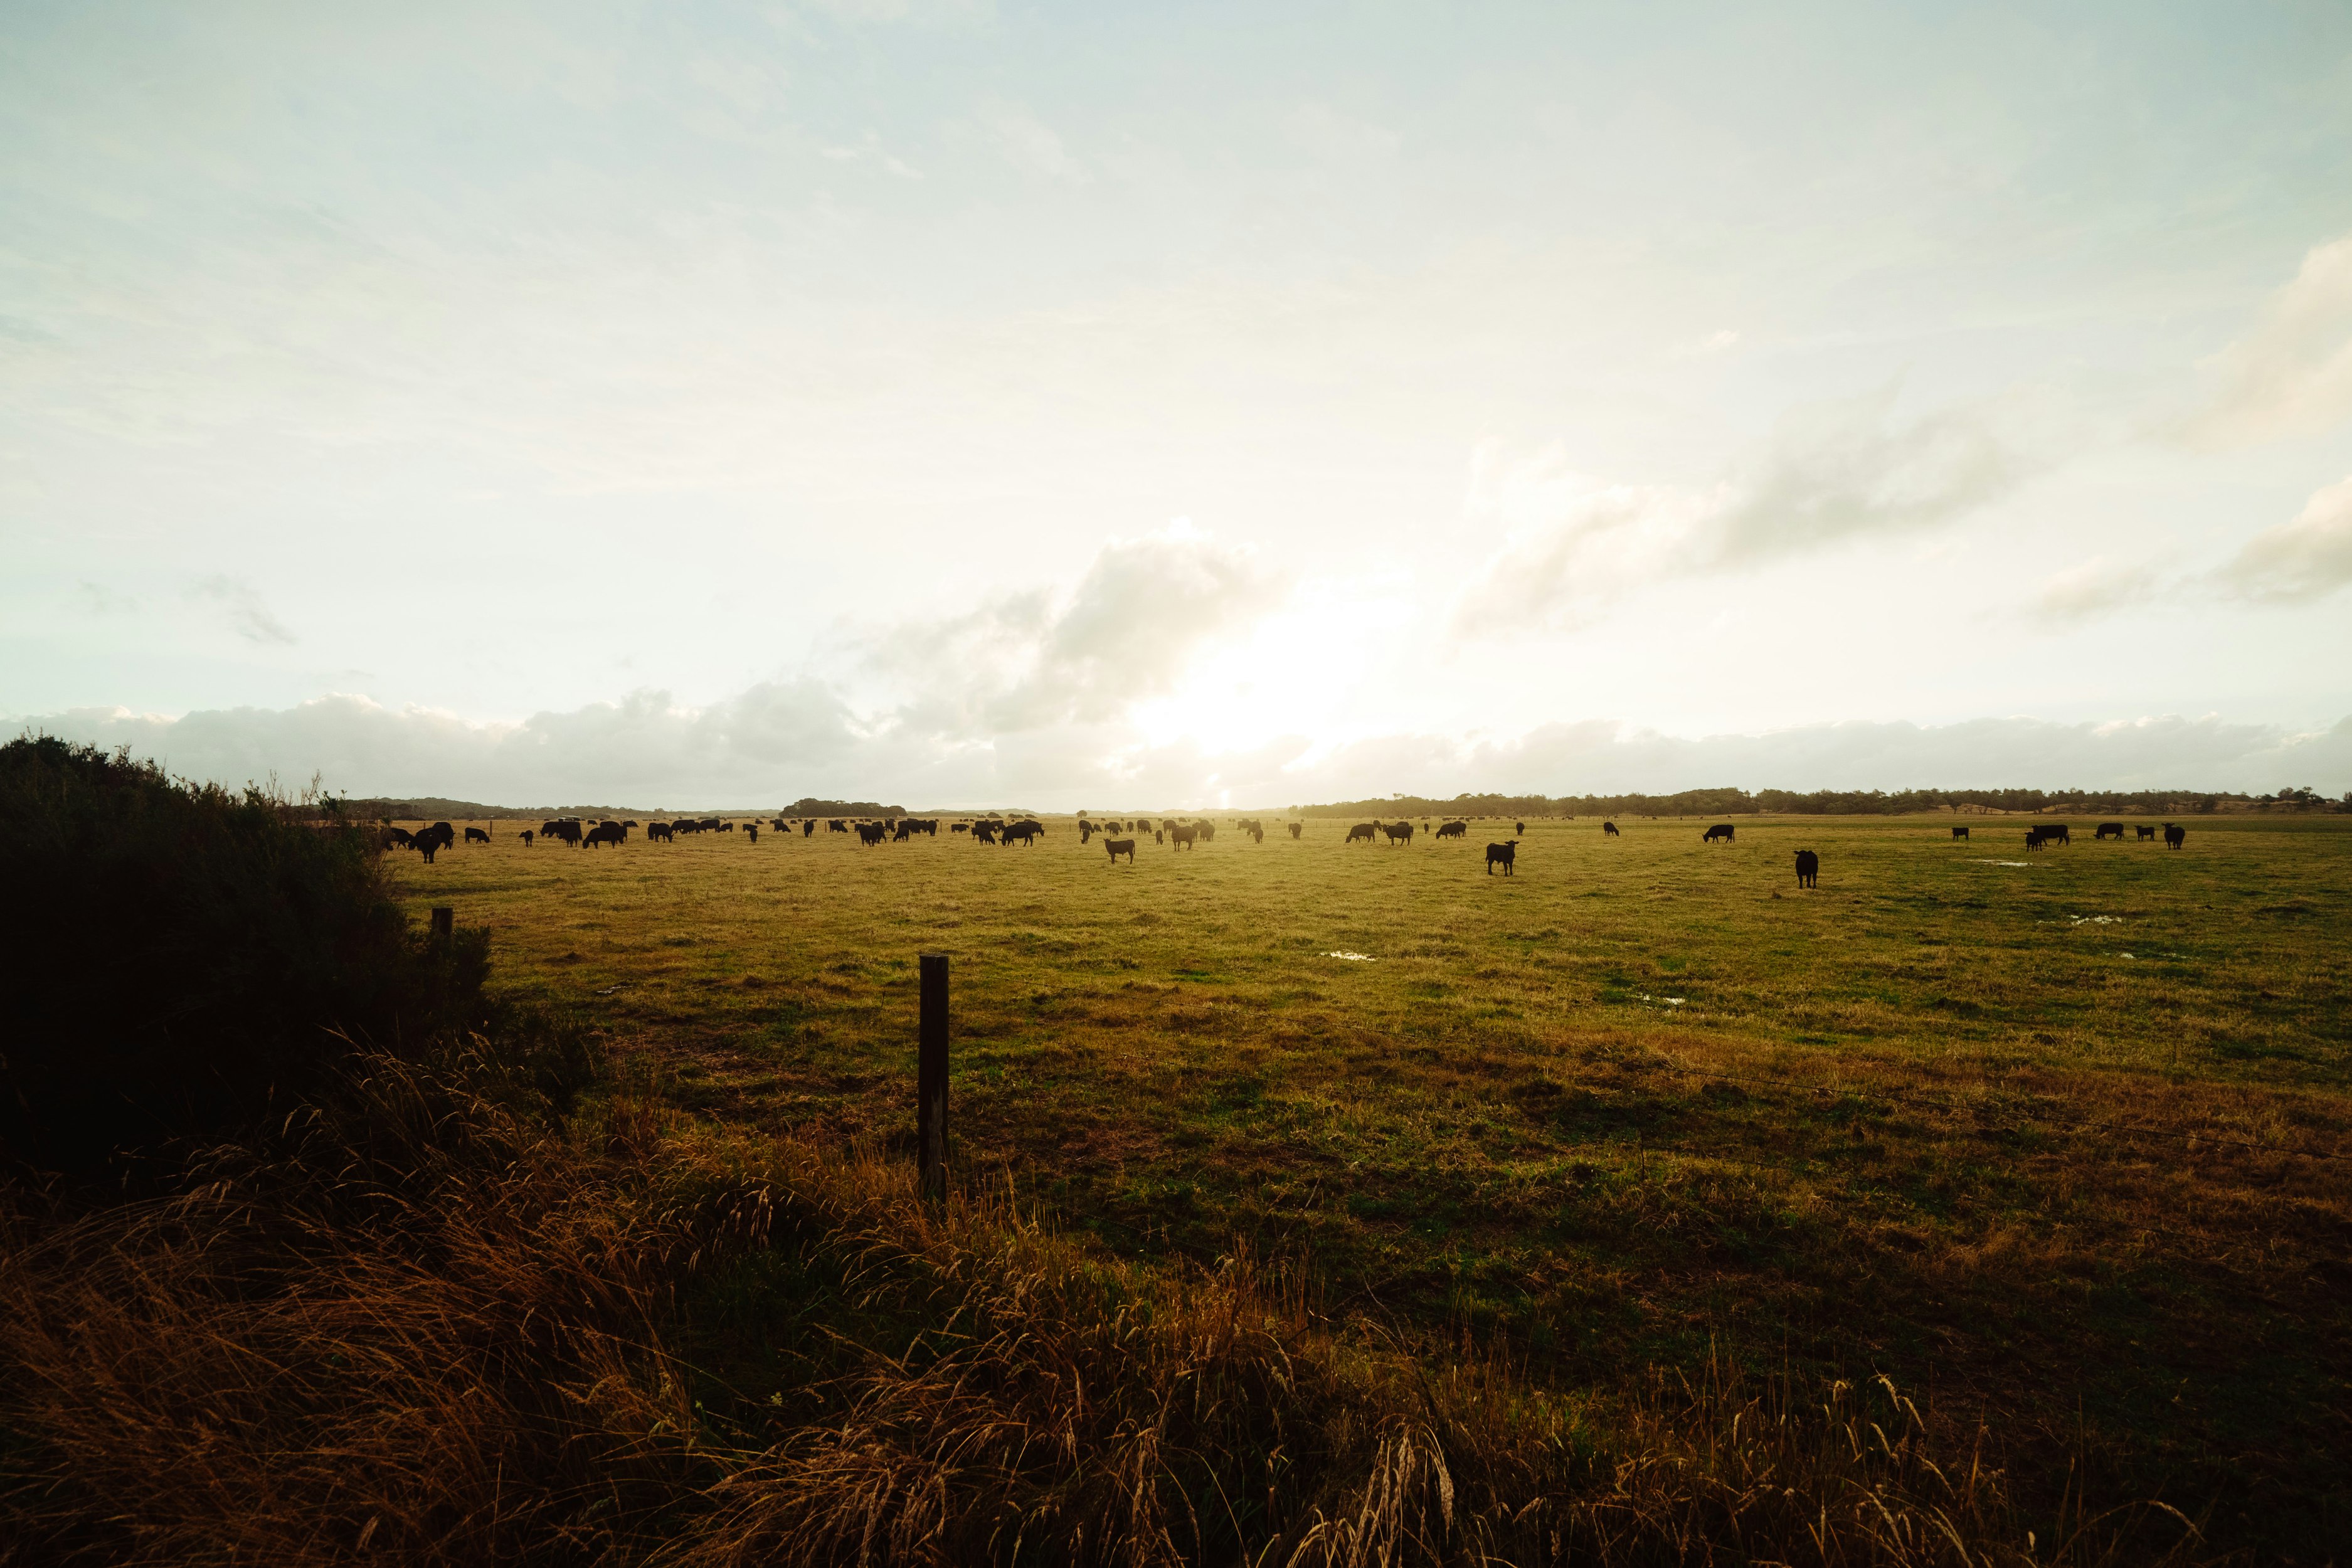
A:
[5,1,2351,808]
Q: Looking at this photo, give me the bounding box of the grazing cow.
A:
[2095,822,2125,840]
[1794,849,1818,888]
[1002,821,1045,847]
[1345,822,1379,845]
[1951,825,1970,840]
[1515,821,1525,835]
[1079,820,1095,844]
[1382,821,1414,846]
[1248,825,1264,843]
[1169,825,1198,850]
[952,822,969,834]
[381,827,414,850]
[647,821,675,843]
[464,826,490,844]
[2137,824,2156,840]
[1435,820,1467,840]
[2024,825,2071,850]
[521,830,534,846]
[413,822,456,863]
[1485,840,1518,876]
[2164,824,2186,849]
[973,822,1000,844]
[584,822,625,849]
[551,819,583,846]
[1155,830,1165,844]
[719,822,735,833]
[1602,821,1619,837]
[1702,824,1735,844]
[1105,837,1136,864]
[856,822,887,845]
[1288,821,1302,839]
[829,819,847,833]
[746,824,760,843]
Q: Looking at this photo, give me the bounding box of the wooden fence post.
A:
[918,952,949,1200]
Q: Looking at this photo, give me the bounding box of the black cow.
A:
[521,829,534,846]
[2095,822,2125,840]
[1486,840,1518,876]
[2137,824,2156,840]
[1169,825,1198,850]
[1602,821,1619,837]
[1002,821,1044,847]
[1288,821,1302,839]
[1702,824,1735,844]
[856,822,887,845]
[829,819,847,833]
[464,826,490,844]
[1248,825,1264,842]
[413,822,456,863]
[1345,822,1379,844]
[647,821,675,843]
[1382,821,1414,845]
[952,822,970,834]
[1435,820,1467,840]
[1104,837,1136,864]
[1951,825,1969,840]
[1794,849,1818,888]
[1515,821,1525,835]
[746,824,760,843]
[804,819,816,837]
[584,822,625,849]
[2164,824,2186,849]
[2024,825,2069,850]
[973,822,1000,844]
[1154,830,1165,844]
[381,827,413,850]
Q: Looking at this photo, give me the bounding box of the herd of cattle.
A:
[381,812,2191,882]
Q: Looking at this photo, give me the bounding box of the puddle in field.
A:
[1636,993,1687,1006]
[1322,951,1375,961]
[1973,859,2035,868]
[2042,914,2123,926]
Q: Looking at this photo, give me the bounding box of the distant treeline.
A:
[1297,787,2344,818]
[783,797,908,817]
[340,795,647,821]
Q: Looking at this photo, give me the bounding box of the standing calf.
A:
[1104,837,1136,864]
[1794,849,1818,888]
[1486,840,1518,876]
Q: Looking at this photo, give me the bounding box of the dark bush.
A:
[0,736,502,1175]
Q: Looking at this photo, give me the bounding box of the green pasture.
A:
[393,811,2352,1542]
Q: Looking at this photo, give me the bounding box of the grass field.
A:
[390,811,2352,1554]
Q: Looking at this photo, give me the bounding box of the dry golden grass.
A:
[3,1044,2212,1567]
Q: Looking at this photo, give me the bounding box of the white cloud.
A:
[2215,475,2352,603]
[191,576,296,645]
[974,99,1087,183]
[1285,103,1402,161]
[1453,391,2026,633]
[21,697,2349,809]
[2190,233,2352,447]
[2024,555,2165,628]
[867,522,1287,736]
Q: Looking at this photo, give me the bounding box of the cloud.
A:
[1453,391,2026,633]
[21,696,2349,809]
[2214,475,2352,603]
[867,522,1287,736]
[2189,234,2352,447]
[191,576,296,644]
[2024,555,2165,628]
[1285,103,1402,161]
[974,99,1086,183]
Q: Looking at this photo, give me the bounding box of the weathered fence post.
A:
[430,906,453,943]
[918,952,949,1200]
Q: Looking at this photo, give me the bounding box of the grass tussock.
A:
[3,1046,2205,1567]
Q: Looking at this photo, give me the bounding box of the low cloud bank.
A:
[18,696,2348,810]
